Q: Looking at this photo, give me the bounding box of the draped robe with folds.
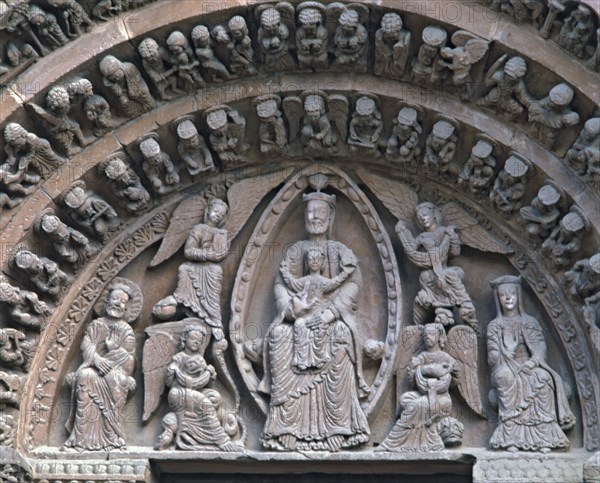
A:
[64,318,136,451]
[260,240,370,451]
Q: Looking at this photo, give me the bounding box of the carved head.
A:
[424,323,446,350]
[490,275,523,317]
[415,202,441,230]
[582,118,600,140]
[228,16,248,38]
[63,186,87,209]
[28,5,46,26]
[104,154,129,181]
[471,140,493,161]
[431,120,455,145]
[548,84,574,107]
[261,8,281,30]
[355,96,376,118]
[167,31,189,53]
[504,56,527,79]
[0,282,20,303]
[104,284,132,319]
[40,213,61,234]
[180,324,210,353]
[381,13,403,38]
[299,8,322,31]
[256,99,279,121]
[537,185,561,208]
[205,198,229,227]
[303,195,336,237]
[140,137,161,161]
[191,25,211,47]
[504,155,530,179]
[46,86,71,113]
[306,245,327,274]
[304,94,325,120]
[560,211,586,234]
[99,55,125,81]
[138,38,160,59]
[590,254,600,275]
[4,123,28,147]
[339,10,359,32]
[14,250,38,271]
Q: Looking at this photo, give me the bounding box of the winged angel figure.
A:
[359,171,515,442]
[142,169,293,451]
[440,30,489,100]
[283,90,348,155]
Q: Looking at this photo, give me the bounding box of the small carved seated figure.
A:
[166,31,205,92]
[279,245,352,371]
[541,209,587,269]
[206,107,249,166]
[13,249,70,299]
[100,152,151,214]
[225,16,256,77]
[424,120,459,177]
[156,325,240,452]
[255,96,287,156]
[348,95,382,156]
[374,13,411,79]
[477,55,529,119]
[565,252,600,301]
[47,0,93,38]
[378,323,463,452]
[0,328,36,371]
[519,184,562,243]
[35,209,99,269]
[174,117,214,176]
[68,78,114,137]
[0,372,23,407]
[93,0,122,21]
[522,83,580,149]
[62,181,120,242]
[296,5,329,70]
[487,275,575,453]
[257,5,295,71]
[411,25,448,87]
[191,25,232,83]
[386,107,422,163]
[332,7,368,72]
[458,139,497,196]
[139,135,180,195]
[99,55,156,117]
[28,5,68,50]
[300,94,337,153]
[556,4,595,59]
[28,86,92,156]
[489,154,531,215]
[0,279,51,330]
[565,117,600,180]
[138,37,180,101]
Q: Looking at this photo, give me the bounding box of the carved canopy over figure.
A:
[62,279,141,452]
[487,275,575,453]
[259,177,371,452]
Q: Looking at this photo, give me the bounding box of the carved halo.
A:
[92,277,143,323]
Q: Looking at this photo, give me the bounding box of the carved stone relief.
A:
[0,1,597,482]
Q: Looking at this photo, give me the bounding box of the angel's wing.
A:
[142,330,177,421]
[282,96,303,142]
[464,39,489,65]
[149,195,206,267]
[277,1,296,27]
[356,170,419,224]
[223,167,294,241]
[394,325,423,415]
[446,325,486,418]
[451,30,478,48]
[328,94,349,142]
[442,202,513,254]
[347,3,369,23]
